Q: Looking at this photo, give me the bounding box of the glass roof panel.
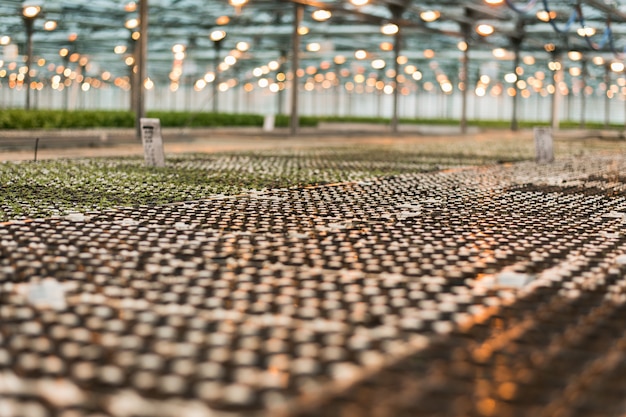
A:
[0,0,624,90]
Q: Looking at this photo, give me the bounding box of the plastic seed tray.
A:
[2,154,626,417]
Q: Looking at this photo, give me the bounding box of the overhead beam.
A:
[580,0,626,22]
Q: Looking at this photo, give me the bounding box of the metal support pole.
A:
[391,26,401,134]
[290,4,303,135]
[604,64,610,129]
[551,54,562,131]
[23,18,34,111]
[509,20,524,131]
[277,49,287,115]
[511,46,521,131]
[234,69,241,113]
[277,82,284,115]
[130,56,138,112]
[580,60,587,129]
[135,0,148,139]
[622,72,626,130]
[334,62,340,117]
[460,40,469,134]
[63,55,70,110]
[623,77,626,130]
[213,43,221,113]
[459,13,474,133]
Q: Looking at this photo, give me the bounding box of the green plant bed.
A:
[307,115,624,130]
[0,140,536,221]
[0,109,320,130]
[0,110,135,129]
[1,109,622,131]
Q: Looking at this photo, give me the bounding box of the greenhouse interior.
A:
[3,2,626,417]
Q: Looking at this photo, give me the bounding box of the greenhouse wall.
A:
[0,83,621,125]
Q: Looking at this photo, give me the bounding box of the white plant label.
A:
[140,118,165,167]
[534,127,554,164]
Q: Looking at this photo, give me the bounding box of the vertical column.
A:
[62,54,70,110]
[135,0,148,139]
[130,51,138,112]
[580,59,587,129]
[210,30,227,113]
[212,42,221,113]
[391,25,401,133]
[511,43,521,131]
[277,49,287,115]
[604,64,611,129]
[509,20,524,131]
[333,57,342,117]
[290,4,303,135]
[460,39,469,134]
[551,53,563,131]
[23,18,34,110]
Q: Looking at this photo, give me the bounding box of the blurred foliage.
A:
[0,110,318,130]
[0,109,619,130]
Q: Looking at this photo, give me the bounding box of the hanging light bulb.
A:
[236,41,250,52]
[569,67,581,76]
[476,24,495,36]
[22,5,41,19]
[568,51,583,61]
[215,15,230,25]
[492,48,507,58]
[371,59,386,70]
[354,50,368,60]
[210,30,227,43]
[43,21,57,31]
[577,27,596,37]
[125,18,139,29]
[312,10,332,21]
[172,44,186,54]
[380,42,393,51]
[381,23,399,35]
[420,10,440,22]
[536,10,557,22]
[307,43,321,52]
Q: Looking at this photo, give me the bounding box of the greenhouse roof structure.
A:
[2,0,626,99]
